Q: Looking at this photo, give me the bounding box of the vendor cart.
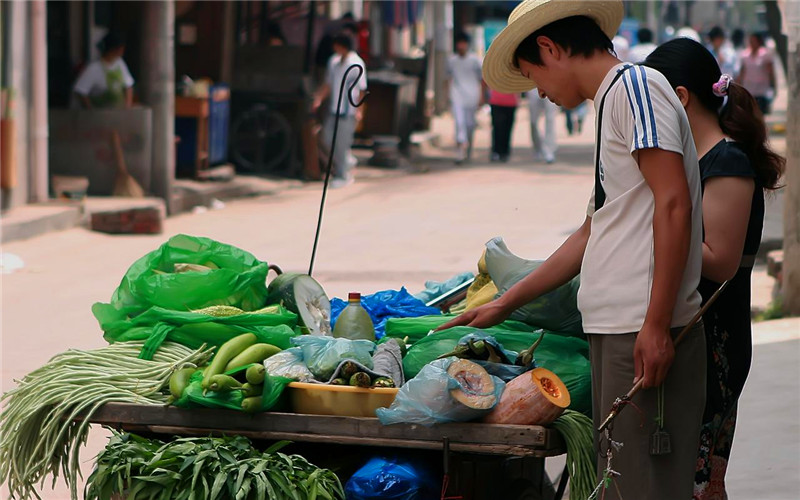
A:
[79,403,569,500]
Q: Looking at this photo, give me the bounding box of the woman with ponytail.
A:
[645,38,784,500]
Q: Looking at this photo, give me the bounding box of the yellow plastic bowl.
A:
[287,382,399,418]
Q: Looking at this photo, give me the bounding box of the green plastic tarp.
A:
[102,234,271,317]
[94,234,297,358]
[94,304,300,359]
[383,315,535,344]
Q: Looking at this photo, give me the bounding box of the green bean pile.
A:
[551,409,597,500]
[0,341,214,500]
[86,433,344,500]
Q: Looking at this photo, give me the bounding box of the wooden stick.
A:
[597,281,729,432]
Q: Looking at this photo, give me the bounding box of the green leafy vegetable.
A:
[85,433,344,500]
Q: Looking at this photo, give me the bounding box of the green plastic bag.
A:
[102,234,271,317]
[402,327,592,415]
[383,315,534,344]
[175,365,292,412]
[94,304,299,359]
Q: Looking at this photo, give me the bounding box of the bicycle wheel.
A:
[230,104,293,174]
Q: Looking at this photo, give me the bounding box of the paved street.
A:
[2,104,798,498]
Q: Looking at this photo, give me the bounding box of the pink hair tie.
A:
[713,74,732,97]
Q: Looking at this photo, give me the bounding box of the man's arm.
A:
[312,83,331,112]
[437,216,591,330]
[635,148,693,388]
[125,87,133,108]
[77,94,92,109]
[766,60,777,95]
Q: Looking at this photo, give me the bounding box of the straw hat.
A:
[482,0,624,93]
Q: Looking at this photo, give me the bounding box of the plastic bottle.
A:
[333,292,375,341]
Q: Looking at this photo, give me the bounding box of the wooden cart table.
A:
[80,403,568,499]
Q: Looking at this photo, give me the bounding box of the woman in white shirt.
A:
[73,32,134,109]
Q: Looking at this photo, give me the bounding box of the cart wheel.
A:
[231,104,293,174]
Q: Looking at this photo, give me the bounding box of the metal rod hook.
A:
[308,63,369,276]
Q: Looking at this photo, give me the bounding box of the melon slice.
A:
[483,367,570,425]
[447,359,499,410]
[267,273,331,335]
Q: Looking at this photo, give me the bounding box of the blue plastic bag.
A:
[376,357,505,426]
[413,273,475,304]
[345,457,439,500]
[291,335,375,380]
[331,288,441,339]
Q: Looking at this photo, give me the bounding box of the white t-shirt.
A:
[73,59,134,98]
[579,63,703,334]
[327,51,368,117]
[447,53,483,108]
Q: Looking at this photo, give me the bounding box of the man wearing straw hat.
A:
[441,1,706,498]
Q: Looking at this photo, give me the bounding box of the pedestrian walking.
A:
[563,101,588,136]
[738,32,776,115]
[312,32,368,188]
[629,26,657,62]
[450,1,706,498]
[707,26,738,78]
[489,90,519,162]
[447,32,484,164]
[645,38,785,500]
[527,91,557,163]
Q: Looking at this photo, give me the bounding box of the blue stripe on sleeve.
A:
[621,73,640,149]
[638,66,659,148]
[629,68,650,148]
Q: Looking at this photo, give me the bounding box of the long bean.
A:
[0,341,213,500]
[551,410,597,500]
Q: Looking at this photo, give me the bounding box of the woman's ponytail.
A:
[718,82,784,190]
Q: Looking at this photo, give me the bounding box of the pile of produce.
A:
[93,234,333,358]
[85,433,344,500]
[0,341,213,500]
[170,333,287,413]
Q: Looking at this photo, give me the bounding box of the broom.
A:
[111,130,144,197]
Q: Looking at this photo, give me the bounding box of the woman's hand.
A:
[435,300,512,332]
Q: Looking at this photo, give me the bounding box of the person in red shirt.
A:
[489,90,519,162]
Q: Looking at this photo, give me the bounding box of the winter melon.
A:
[267,273,331,335]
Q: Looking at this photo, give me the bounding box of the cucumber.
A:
[224,343,281,372]
[169,367,196,399]
[202,333,257,389]
[245,364,266,385]
[371,377,395,388]
[349,372,371,388]
[241,383,263,397]
[208,374,243,392]
[266,273,331,335]
[242,396,263,413]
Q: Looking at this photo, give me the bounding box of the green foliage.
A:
[755,295,785,322]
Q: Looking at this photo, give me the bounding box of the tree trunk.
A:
[765,1,789,78]
[783,0,800,315]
